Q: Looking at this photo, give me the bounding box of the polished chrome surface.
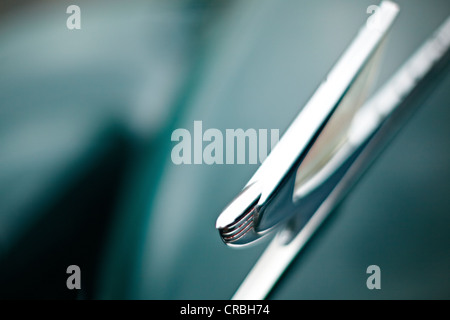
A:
[232,14,450,300]
[216,0,399,246]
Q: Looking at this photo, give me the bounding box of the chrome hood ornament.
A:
[216,0,450,299]
[216,1,399,247]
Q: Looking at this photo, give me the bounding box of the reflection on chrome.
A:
[215,0,450,300]
[216,0,399,247]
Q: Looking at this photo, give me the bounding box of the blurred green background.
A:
[0,0,449,299]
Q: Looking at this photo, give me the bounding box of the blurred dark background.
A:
[0,0,449,299]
